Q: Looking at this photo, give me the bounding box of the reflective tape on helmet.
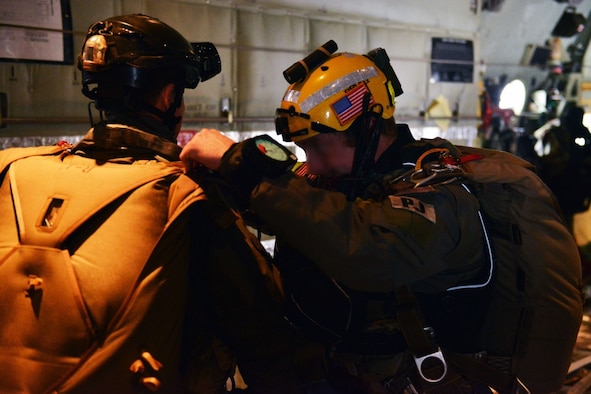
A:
[299,66,378,113]
[283,89,301,104]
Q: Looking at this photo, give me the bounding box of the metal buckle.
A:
[413,347,448,383]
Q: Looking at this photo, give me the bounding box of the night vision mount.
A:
[281,40,403,97]
[191,42,222,83]
[283,40,339,84]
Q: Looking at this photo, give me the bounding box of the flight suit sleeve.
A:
[250,173,486,293]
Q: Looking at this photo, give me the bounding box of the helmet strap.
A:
[346,102,384,200]
[86,101,104,128]
[351,95,383,178]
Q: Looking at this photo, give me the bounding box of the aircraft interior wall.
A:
[0,0,590,150]
[1,0,486,149]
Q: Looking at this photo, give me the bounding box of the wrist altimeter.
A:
[245,134,297,177]
[218,134,297,196]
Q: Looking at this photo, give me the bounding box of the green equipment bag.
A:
[0,145,223,393]
[408,139,583,392]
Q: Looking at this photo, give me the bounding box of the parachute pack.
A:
[280,137,583,391]
[0,144,218,393]
[402,138,583,392]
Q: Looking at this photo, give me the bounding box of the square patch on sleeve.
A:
[388,195,436,223]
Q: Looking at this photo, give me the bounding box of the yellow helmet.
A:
[276,50,401,142]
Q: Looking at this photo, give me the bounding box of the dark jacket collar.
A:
[374,123,416,175]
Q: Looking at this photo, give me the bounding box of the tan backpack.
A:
[0,145,220,393]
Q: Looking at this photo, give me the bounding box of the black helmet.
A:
[78,14,221,136]
[78,14,221,96]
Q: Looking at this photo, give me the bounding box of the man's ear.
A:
[160,83,177,111]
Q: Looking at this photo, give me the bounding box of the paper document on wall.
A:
[0,0,70,63]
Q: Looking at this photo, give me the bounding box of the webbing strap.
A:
[395,286,451,384]
[395,286,437,357]
[395,286,528,393]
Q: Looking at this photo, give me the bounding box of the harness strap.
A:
[395,285,530,393]
[395,286,459,385]
[395,286,438,357]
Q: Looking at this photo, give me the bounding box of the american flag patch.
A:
[331,83,373,126]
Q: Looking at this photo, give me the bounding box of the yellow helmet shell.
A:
[276,52,396,142]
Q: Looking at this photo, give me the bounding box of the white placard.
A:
[0,0,71,63]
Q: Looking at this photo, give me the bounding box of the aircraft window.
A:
[499,79,527,116]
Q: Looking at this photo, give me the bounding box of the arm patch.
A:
[388,195,437,223]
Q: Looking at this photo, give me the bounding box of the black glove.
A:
[218,134,297,197]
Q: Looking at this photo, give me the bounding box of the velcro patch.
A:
[388,195,436,223]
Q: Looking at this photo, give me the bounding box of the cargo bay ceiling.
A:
[1,0,590,144]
